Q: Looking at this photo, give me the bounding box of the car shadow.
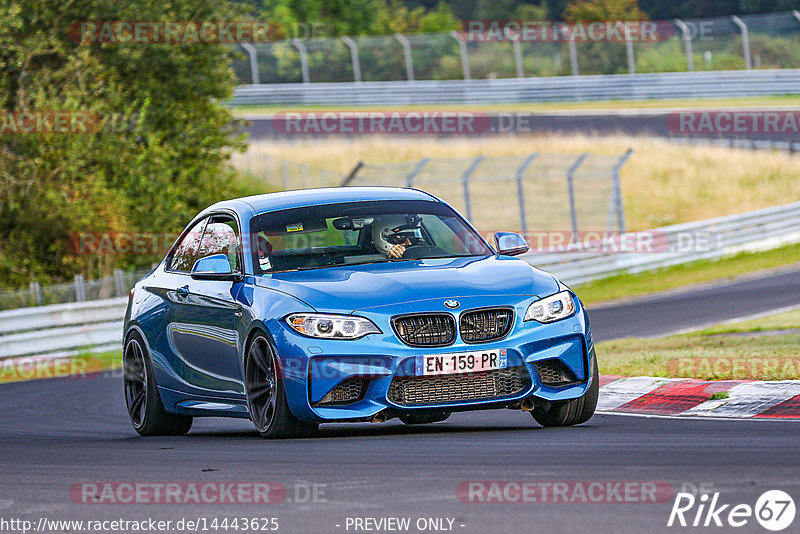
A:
[183,421,602,440]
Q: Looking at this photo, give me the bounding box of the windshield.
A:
[249,200,492,274]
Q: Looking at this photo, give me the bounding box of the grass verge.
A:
[597,309,800,380]
[574,243,800,307]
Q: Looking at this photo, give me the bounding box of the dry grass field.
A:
[236,135,800,231]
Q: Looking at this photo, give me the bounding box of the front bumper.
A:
[270,294,596,423]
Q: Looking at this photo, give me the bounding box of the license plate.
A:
[415,349,507,376]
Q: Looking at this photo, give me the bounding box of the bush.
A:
[0,0,258,287]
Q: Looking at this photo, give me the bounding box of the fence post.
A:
[30,281,42,306]
[341,161,364,186]
[406,158,429,187]
[74,274,86,302]
[623,23,635,74]
[515,153,538,234]
[513,40,524,78]
[263,154,271,184]
[282,160,290,190]
[461,156,484,221]
[291,39,311,83]
[568,36,579,76]
[566,154,588,243]
[113,269,125,297]
[674,19,694,72]
[342,36,362,83]
[731,16,752,70]
[612,149,633,234]
[395,34,415,81]
[450,31,471,81]
[239,42,261,84]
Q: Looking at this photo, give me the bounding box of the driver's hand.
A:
[388,244,406,259]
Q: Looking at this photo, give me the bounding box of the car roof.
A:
[209,187,440,215]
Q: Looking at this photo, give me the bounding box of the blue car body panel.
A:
[124,187,597,423]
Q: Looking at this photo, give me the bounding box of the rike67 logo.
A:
[668,490,795,531]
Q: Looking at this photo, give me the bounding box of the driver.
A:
[371,215,423,259]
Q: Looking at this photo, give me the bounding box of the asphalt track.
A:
[1,267,800,533]
[587,265,800,342]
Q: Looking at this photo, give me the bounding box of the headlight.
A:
[524,291,576,323]
[285,314,381,340]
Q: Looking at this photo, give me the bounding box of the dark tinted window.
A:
[169,218,207,272]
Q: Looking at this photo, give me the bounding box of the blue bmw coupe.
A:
[123,187,598,438]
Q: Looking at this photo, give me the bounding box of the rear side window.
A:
[169,218,207,272]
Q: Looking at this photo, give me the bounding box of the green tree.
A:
[0,0,254,287]
[562,0,647,75]
[260,0,458,37]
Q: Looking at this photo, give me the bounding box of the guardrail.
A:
[526,200,800,285]
[0,298,125,360]
[2,202,799,361]
[231,69,800,106]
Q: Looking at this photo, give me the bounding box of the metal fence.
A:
[231,11,800,85]
[230,69,800,106]
[0,268,151,311]
[344,151,632,235]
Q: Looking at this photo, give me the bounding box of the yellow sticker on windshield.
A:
[286,222,304,232]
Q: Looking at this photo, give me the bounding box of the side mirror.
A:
[494,232,529,256]
[191,254,241,281]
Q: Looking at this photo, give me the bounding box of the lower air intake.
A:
[387,367,528,406]
[535,360,578,386]
[315,378,366,405]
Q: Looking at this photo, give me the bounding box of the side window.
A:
[197,215,241,273]
[169,218,207,272]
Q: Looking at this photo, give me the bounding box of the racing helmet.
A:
[371,215,423,254]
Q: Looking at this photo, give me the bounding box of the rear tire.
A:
[531,357,598,427]
[245,333,318,439]
[399,412,450,425]
[124,331,193,437]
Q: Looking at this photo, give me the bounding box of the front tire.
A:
[244,333,318,439]
[124,332,193,436]
[531,357,598,427]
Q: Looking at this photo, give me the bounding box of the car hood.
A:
[254,255,560,314]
